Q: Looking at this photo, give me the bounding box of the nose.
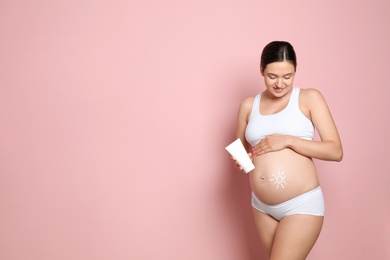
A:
[276,78,283,88]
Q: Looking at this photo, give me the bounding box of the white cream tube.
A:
[225,138,255,174]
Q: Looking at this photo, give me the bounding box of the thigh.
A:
[271,215,324,260]
[252,208,279,259]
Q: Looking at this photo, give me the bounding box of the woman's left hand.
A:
[252,134,288,156]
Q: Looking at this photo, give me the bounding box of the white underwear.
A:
[251,186,325,221]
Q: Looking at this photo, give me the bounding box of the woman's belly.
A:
[249,148,319,205]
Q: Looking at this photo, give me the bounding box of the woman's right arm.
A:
[236,97,254,152]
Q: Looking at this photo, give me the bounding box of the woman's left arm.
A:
[253,89,343,161]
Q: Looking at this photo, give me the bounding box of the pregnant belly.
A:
[249,148,319,205]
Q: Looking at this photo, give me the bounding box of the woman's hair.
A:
[260,41,297,71]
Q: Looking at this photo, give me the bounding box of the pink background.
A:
[1,0,389,259]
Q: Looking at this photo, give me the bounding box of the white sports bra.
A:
[245,87,314,147]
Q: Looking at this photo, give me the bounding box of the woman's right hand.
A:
[230,153,252,172]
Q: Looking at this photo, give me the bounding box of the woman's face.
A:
[261,60,295,97]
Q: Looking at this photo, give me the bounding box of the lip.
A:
[274,87,284,93]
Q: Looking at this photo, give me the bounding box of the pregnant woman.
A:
[234,41,343,260]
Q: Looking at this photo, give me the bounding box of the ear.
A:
[260,67,264,76]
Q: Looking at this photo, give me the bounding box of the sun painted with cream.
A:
[270,169,287,190]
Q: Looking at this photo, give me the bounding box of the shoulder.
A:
[299,88,323,99]
[300,88,328,112]
[299,88,327,107]
[240,96,255,107]
[237,96,256,120]
[239,96,255,112]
